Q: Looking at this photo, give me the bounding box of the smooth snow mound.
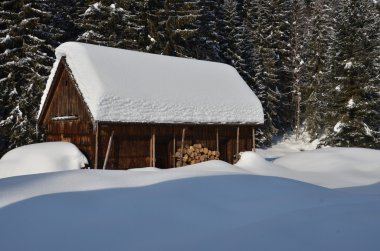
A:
[235,151,281,173]
[235,149,380,189]
[0,142,88,179]
[274,147,380,188]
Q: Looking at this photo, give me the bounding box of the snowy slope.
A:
[0,162,380,251]
[38,42,263,124]
[0,142,88,179]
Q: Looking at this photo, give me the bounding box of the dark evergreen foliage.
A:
[322,0,380,148]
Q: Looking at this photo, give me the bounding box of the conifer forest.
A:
[0,0,379,156]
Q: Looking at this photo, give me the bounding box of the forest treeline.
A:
[0,0,379,156]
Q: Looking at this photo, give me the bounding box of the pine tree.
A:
[194,0,224,61]
[248,0,280,145]
[221,0,246,74]
[323,0,380,148]
[271,0,294,134]
[77,1,136,48]
[302,0,334,140]
[160,0,199,57]
[145,0,166,53]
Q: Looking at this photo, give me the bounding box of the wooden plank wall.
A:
[42,65,95,166]
[97,124,254,169]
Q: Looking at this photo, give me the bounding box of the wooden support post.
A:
[149,130,153,166]
[173,133,176,168]
[252,127,256,152]
[152,128,156,167]
[180,128,186,167]
[103,130,114,170]
[216,127,219,152]
[236,127,240,159]
[94,122,99,169]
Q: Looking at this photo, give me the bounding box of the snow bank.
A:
[0,142,88,179]
[0,163,379,251]
[39,42,263,124]
[236,148,380,189]
[0,160,245,208]
[274,147,380,188]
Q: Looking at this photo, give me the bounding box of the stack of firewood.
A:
[175,143,220,167]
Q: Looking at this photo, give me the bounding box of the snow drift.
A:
[236,148,380,188]
[0,142,88,179]
[0,162,380,251]
[273,147,380,188]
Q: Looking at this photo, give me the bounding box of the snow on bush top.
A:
[38,42,264,124]
[0,142,88,179]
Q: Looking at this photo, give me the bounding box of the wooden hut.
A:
[38,42,264,169]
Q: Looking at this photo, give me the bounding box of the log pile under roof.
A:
[175,144,220,167]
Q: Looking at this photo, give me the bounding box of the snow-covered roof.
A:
[39,42,264,124]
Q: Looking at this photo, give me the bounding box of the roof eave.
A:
[95,120,263,127]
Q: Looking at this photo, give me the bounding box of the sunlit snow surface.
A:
[0,144,380,251]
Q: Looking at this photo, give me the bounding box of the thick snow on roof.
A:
[39,42,263,124]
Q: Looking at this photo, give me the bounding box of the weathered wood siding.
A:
[41,62,95,166]
[97,124,254,169]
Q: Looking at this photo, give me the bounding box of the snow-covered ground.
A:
[0,140,380,250]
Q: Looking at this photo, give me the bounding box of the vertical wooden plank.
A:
[236,127,240,160]
[173,132,176,168]
[216,127,219,152]
[94,122,99,169]
[180,128,186,167]
[149,133,153,166]
[152,127,156,167]
[252,127,256,152]
[103,130,114,170]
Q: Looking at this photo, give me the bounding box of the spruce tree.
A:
[221,0,246,73]
[160,0,199,57]
[249,0,281,145]
[303,0,334,140]
[77,1,136,48]
[323,0,380,148]
[271,0,294,134]
[194,0,224,61]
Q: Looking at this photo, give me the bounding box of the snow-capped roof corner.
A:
[39,42,264,124]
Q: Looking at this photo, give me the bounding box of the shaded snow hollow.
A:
[38,42,263,124]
